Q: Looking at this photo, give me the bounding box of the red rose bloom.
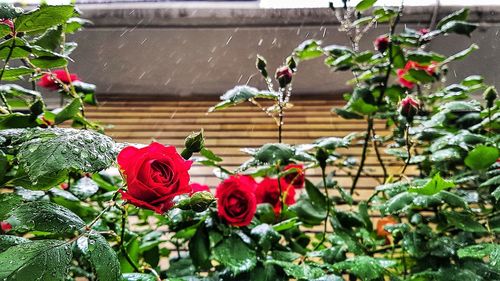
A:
[373,35,390,53]
[275,66,293,87]
[0,221,12,233]
[376,216,397,238]
[397,61,437,89]
[283,164,305,189]
[38,69,79,90]
[118,142,193,214]
[255,177,295,215]
[189,182,210,195]
[215,175,257,227]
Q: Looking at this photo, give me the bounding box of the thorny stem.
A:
[400,124,412,175]
[351,117,373,195]
[0,37,16,113]
[313,165,330,251]
[371,126,388,183]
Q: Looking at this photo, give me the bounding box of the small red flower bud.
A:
[400,96,420,122]
[373,35,390,53]
[275,66,293,88]
[418,28,430,35]
[0,19,15,35]
[60,183,69,190]
[1,221,12,233]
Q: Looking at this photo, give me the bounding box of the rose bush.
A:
[0,2,498,281]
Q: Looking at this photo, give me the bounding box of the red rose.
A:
[376,216,397,238]
[397,61,437,89]
[38,69,79,90]
[1,221,12,233]
[189,182,210,195]
[215,175,257,227]
[373,35,390,53]
[118,142,192,214]
[255,177,295,215]
[283,164,305,189]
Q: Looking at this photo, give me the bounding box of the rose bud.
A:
[275,66,293,88]
[0,221,12,233]
[283,164,305,189]
[0,19,14,35]
[118,142,192,214]
[373,35,390,53]
[255,177,295,215]
[215,175,257,227]
[181,130,205,159]
[38,69,79,90]
[60,182,69,190]
[190,191,215,212]
[400,96,420,122]
[483,86,498,108]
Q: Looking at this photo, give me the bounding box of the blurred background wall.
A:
[66,3,500,98]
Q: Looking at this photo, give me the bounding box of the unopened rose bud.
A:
[275,66,293,88]
[483,86,497,108]
[181,130,205,159]
[373,35,390,53]
[400,96,420,122]
[315,148,329,170]
[190,191,215,212]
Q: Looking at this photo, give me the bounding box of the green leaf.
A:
[33,26,63,51]
[189,225,211,270]
[65,17,92,34]
[266,260,324,280]
[253,143,294,164]
[0,235,29,253]
[0,239,72,280]
[409,174,455,195]
[334,108,363,119]
[78,232,121,281]
[458,243,499,260]
[250,223,280,252]
[464,145,499,170]
[0,38,31,60]
[6,201,85,235]
[436,191,468,209]
[31,56,68,69]
[209,86,277,112]
[55,98,82,124]
[437,8,469,29]
[15,5,75,34]
[294,40,323,61]
[69,176,99,200]
[407,69,435,83]
[492,186,500,201]
[0,4,23,19]
[0,193,22,221]
[200,148,222,162]
[430,148,462,163]
[5,128,116,190]
[443,44,479,64]
[212,235,256,275]
[121,273,157,281]
[1,67,35,81]
[383,192,416,214]
[440,20,477,37]
[333,256,396,281]
[443,211,487,233]
[355,0,377,11]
